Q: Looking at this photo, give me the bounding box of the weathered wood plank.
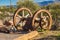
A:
[13,31,38,40]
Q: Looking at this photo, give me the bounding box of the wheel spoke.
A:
[21,21,26,27]
[22,21,23,27]
[34,18,40,27]
[25,14,29,18]
[15,19,21,26]
[35,18,40,21]
[41,12,44,18]
[22,10,24,17]
[17,15,22,18]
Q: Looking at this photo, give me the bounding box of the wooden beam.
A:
[13,31,38,40]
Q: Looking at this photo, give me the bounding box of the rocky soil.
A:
[0,31,60,40]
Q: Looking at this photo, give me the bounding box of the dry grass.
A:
[30,31,60,40]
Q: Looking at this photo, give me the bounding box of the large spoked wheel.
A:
[32,9,52,30]
[13,7,32,30]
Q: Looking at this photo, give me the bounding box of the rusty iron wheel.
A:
[13,7,32,29]
[32,9,52,30]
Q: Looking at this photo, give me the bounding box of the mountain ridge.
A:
[37,1,54,6]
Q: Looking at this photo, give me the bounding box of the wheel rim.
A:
[32,9,52,30]
[13,7,32,29]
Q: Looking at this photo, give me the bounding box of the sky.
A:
[0,0,55,6]
[0,0,17,6]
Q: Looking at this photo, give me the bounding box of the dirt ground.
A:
[0,33,23,40]
[0,31,60,40]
